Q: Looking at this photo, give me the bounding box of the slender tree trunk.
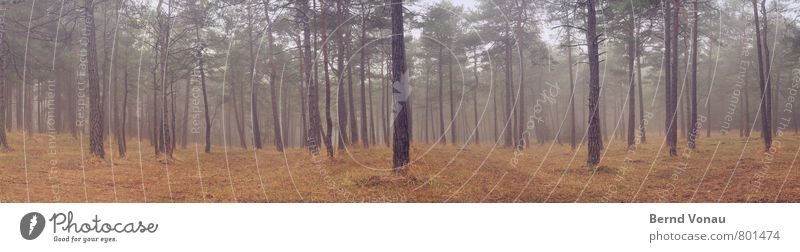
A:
[359,9,369,147]
[504,36,514,147]
[448,46,456,145]
[637,33,646,143]
[424,56,431,143]
[181,75,190,149]
[627,19,636,149]
[688,0,699,149]
[265,5,283,152]
[249,3,263,150]
[757,0,772,149]
[347,31,358,145]
[196,38,212,153]
[390,0,409,170]
[751,0,765,143]
[321,0,334,157]
[336,0,348,150]
[297,36,308,148]
[301,0,322,155]
[85,0,105,158]
[472,48,480,145]
[438,46,446,144]
[0,5,7,149]
[744,66,751,137]
[666,0,680,156]
[119,64,129,157]
[368,57,376,145]
[516,38,526,150]
[586,0,603,166]
[493,65,499,141]
[381,60,388,146]
[157,0,174,158]
[567,25,576,149]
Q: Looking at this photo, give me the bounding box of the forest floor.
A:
[1,132,800,203]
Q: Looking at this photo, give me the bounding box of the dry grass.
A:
[1,131,799,202]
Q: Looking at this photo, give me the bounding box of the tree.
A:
[336,0,348,150]
[188,0,213,153]
[688,0,699,149]
[754,0,772,150]
[391,0,409,171]
[85,0,105,158]
[300,0,323,155]
[0,3,7,150]
[566,20,576,149]
[321,0,334,157]
[247,0,263,150]
[586,0,602,166]
[358,3,370,147]
[626,14,636,150]
[265,0,283,152]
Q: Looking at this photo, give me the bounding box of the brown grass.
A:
[1,132,799,202]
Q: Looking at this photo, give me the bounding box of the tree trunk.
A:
[757,0,772,149]
[321,0,334,157]
[472,48,480,145]
[448,46,456,145]
[438,46,446,144]
[157,0,173,158]
[666,0,679,156]
[336,0,348,150]
[627,19,636,149]
[390,0,409,170]
[567,25,576,149]
[265,4,283,152]
[347,30,358,145]
[359,8,369,147]
[752,0,772,150]
[586,0,602,166]
[688,0,699,149]
[181,75,190,149]
[302,0,323,155]
[493,65,499,141]
[249,3,263,150]
[381,61,388,146]
[197,38,212,153]
[0,5,7,149]
[368,56,376,145]
[636,33,645,143]
[119,63,129,157]
[504,36,514,148]
[85,0,105,158]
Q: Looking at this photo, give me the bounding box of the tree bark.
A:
[248,3,263,150]
[627,18,636,149]
[567,25,576,149]
[757,0,772,149]
[636,30,646,143]
[438,46,445,144]
[0,5,7,149]
[391,0,409,170]
[688,0,699,149]
[586,0,603,166]
[302,0,324,155]
[359,8,369,147]
[85,0,105,158]
[336,0,348,150]
[751,0,768,147]
[265,3,283,152]
[321,0,334,157]
[472,48,480,145]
